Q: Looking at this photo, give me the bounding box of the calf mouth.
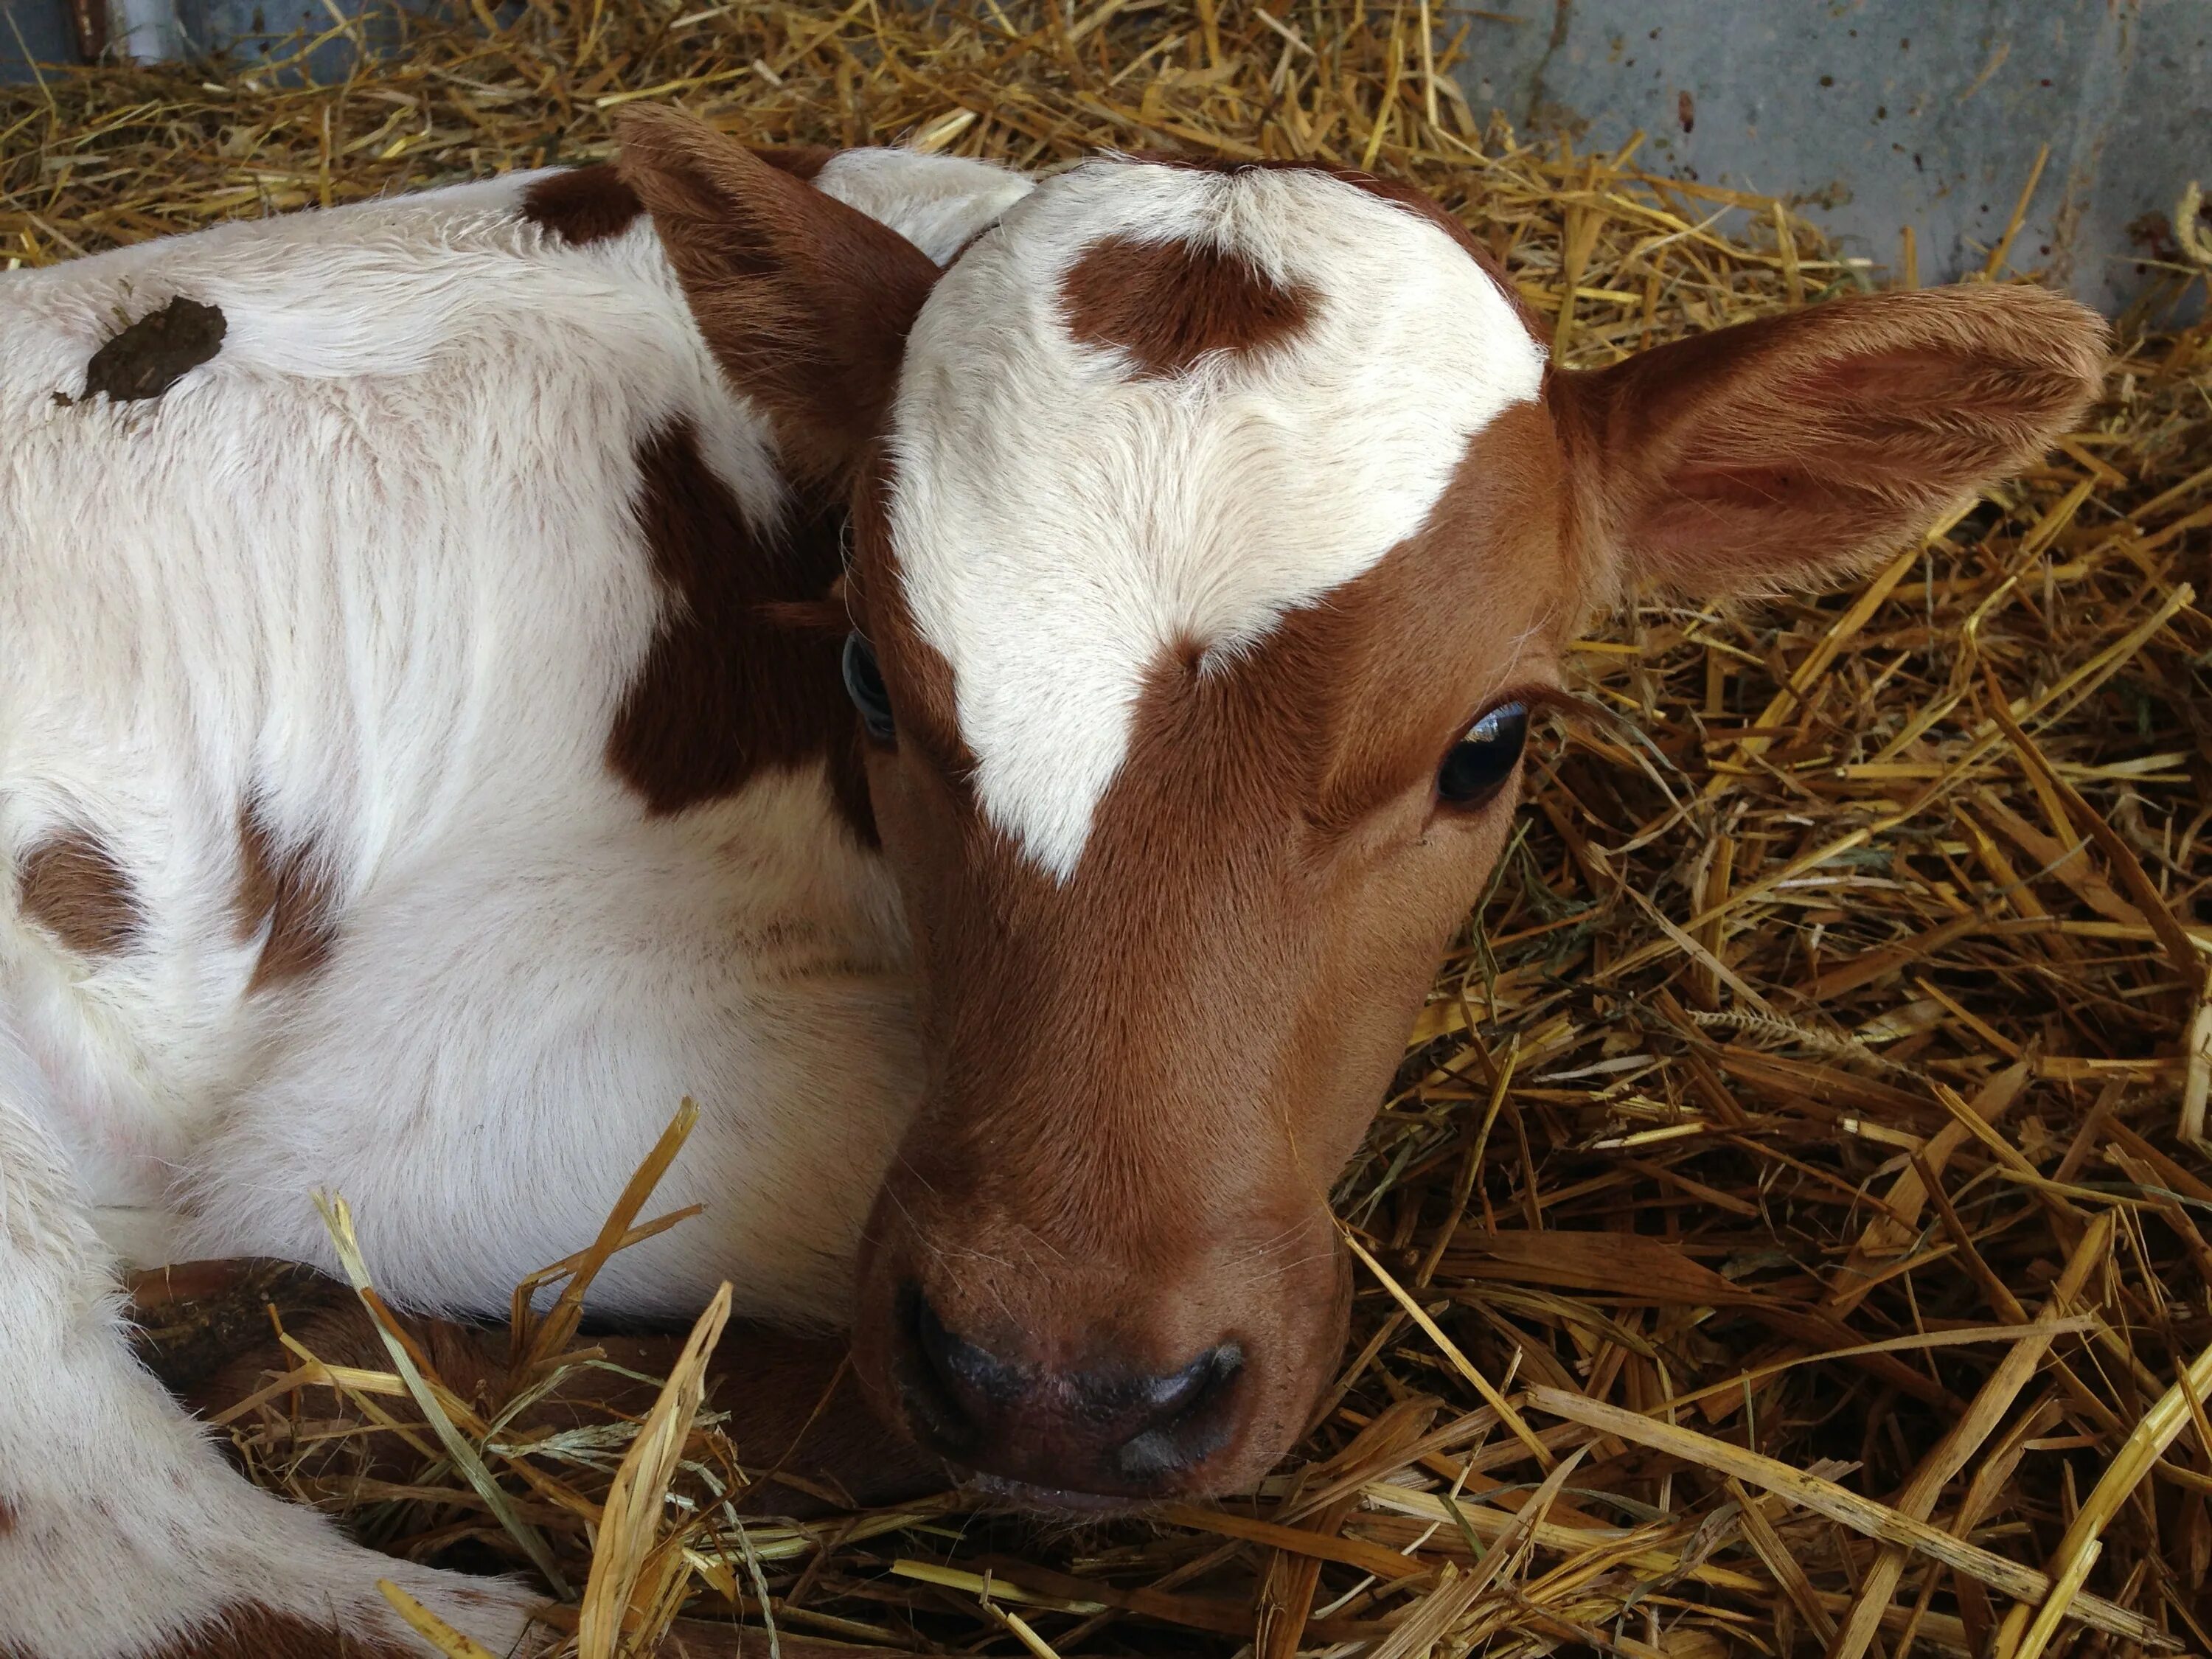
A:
[961,1472,1163,1516]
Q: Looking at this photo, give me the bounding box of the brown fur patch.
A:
[607,420,872,836]
[187,1289,941,1520]
[80,297,226,403]
[523,148,837,249]
[521,163,643,246]
[17,829,139,956]
[129,1259,355,1400]
[235,803,338,991]
[0,1495,15,1537]
[1059,234,1313,378]
[1127,152,1545,341]
[141,1606,420,1659]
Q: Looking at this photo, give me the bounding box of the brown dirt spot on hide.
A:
[81,296,226,403]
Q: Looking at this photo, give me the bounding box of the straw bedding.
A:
[9,2,2212,1654]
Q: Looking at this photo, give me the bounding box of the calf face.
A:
[620,112,2106,1504]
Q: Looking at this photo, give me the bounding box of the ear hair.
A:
[616,106,942,484]
[1550,282,2110,601]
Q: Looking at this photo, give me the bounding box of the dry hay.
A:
[12,1,2212,1655]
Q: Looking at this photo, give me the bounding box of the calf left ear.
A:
[617,107,942,482]
[1551,284,2108,598]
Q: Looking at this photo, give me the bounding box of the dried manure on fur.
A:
[10,1,2212,1655]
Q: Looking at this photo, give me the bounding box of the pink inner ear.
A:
[1571,286,2107,599]
[1669,464,1806,510]
[1634,476,1907,594]
[1790,349,2045,442]
[1796,348,1979,400]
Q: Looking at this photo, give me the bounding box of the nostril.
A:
[891,1293,1246,1492]
[1136,1343,1236,1418]
[893,1284,975,1453]
[894,1284,1023,1456]
[911,1286,1026,1404]
[1114,1343,1243,1483]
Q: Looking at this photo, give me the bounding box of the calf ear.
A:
[616,107,941,482]
[1551,285,2108,598]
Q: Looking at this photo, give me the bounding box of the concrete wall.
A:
[6,0,2206,314]
[1,0,420,80]
[1458,0,2206,314]
[0,0,73,72]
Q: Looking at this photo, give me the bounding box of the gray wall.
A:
[1463,0,2208,315]
[0,0,72,72]
[2,0,424,79]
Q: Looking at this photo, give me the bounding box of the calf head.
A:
[619,113,2105,1504]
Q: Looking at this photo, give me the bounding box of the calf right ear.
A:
[618,107,942,483]
[1551,283,2109,600]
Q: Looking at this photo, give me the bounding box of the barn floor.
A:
[10,1,2212,1654]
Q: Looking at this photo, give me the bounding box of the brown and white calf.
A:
[0,108,2102,1657]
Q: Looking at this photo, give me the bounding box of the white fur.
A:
[886,160,1546,880]
[0,150,1021,1658]
[0,1044,544,1658]
[815,148,1034,264]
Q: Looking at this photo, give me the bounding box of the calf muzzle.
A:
[889,1284,1246,1499]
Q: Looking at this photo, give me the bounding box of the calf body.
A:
[1,112,2104,1658]
[0,150,1022,1658]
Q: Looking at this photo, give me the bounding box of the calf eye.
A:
[1436,702,1528,806]
[843,632,897,745]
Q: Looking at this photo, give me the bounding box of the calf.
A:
[0,107,2102,1658]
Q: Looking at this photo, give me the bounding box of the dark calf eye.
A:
[844,632,896,745]
[1436,701,1527,806]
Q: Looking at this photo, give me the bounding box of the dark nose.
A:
[893,1286,1245,1496]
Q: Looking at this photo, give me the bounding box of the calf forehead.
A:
[883,160,1546,880]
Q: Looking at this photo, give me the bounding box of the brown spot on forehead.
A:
[235,802,338,992]
[1059,234,1315,379]
[80,296,225,404]
[608,419,873,838]
[1116,154,1545,347]
[0,1494,15,1536]
[18,828,139,956]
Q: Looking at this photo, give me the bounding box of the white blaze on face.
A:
[885,160,1547,881]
